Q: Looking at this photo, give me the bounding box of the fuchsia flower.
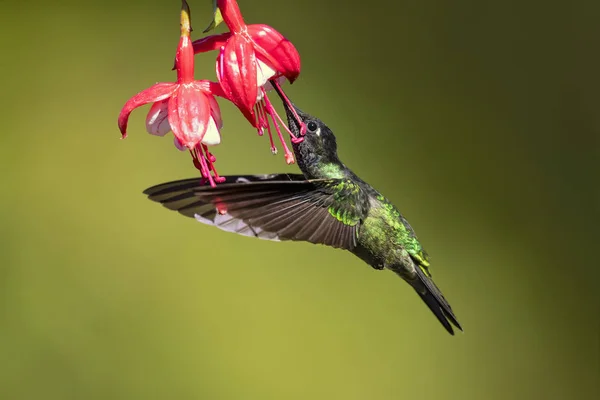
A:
[117,0,306,183]
[118,1,226,186]
[193,0,306,164]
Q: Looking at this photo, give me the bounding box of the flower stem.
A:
[180,0,191,36]
[176,1,195,83]
[217,0,245,33]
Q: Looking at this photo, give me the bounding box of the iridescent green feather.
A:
[367,194,432,276]
[325,180,363,226]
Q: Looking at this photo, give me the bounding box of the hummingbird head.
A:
[286,102,341,173]
[288,104,338,151]
[274,89,341,176]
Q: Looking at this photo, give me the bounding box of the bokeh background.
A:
[1,0,598,399]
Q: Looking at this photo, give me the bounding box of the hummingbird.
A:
[144,91,463,335]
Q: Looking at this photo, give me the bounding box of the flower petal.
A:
[192,32,232,54]
[118,82,177,138]
[256,59,277,88]
[173,136,186,151]
[217,34,258,123]
[263,76,286,92]
[193,81,223,130]
[146,99,171,136]
[202,117,221,145]
[207,94,223,130]
[168,84,211,149]
[196,80,227,99]
[248,24,301,83]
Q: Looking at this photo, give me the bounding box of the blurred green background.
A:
[1,0,598,399]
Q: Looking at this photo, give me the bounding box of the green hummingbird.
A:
[144,95,462,335]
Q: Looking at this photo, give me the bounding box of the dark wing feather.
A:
[144,173,306,203]
[144,174,370,250]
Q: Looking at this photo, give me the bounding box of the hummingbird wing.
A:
[144,174,369,250]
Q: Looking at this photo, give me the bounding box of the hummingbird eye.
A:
[307,121,318,132]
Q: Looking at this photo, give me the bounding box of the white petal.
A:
[256,87,264,101]
[208,96,223,130]
[146,100,171,136]
[256,59,277,88]
[201,117,221,146]
[263,75,286,92]
[173,136,186,151]
[256,60,282,101]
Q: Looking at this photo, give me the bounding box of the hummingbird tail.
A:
[412,266,463,335]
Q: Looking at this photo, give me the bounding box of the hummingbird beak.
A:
[272,81,305,138]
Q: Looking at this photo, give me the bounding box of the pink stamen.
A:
[284,152,295,164]
[263,92,301,147]
[196,148,213,185]
[254,103,263,135]
[272,105,304,144]
[255,100,267,136]
[202,144,225,183]
[243,81,305,161]
[271,79,307,135]
[260,88,302,144]
[189,149,205,176]
[191,152,208,182]
[262,107,277,154]
[254,97,276,153]
[190,146,216,187]
[263,95,294,164]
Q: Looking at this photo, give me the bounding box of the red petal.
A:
[192,32,232,54]
[196,80,227,99]
[248,24,301,83]
[167,84,211,149]
[118,82,177,138]
[217,34,258,123]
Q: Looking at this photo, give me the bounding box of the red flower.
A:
[193,0,305,164]
[144,87,223,149]
[118,1,225,186]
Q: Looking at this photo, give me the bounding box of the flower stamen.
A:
[190,145,223,187]
[271,79,306,136]
[255,100,267,136]
[203,144,226,183]
[262,94,294,164]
